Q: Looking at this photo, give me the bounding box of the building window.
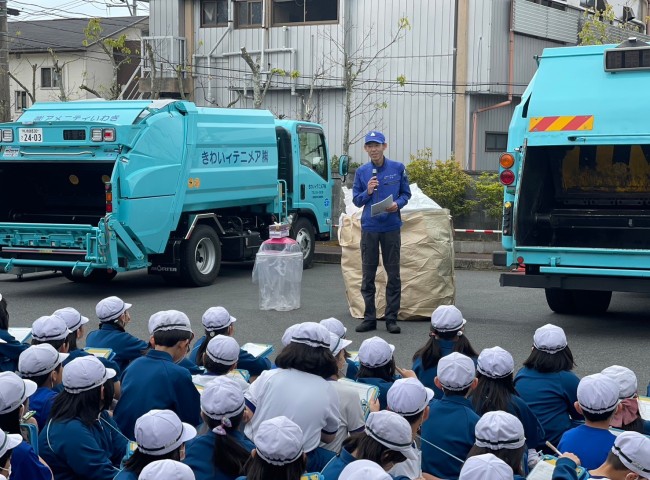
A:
[15,91,27,111]
[236,0,262,27]
[41,67,60,88]
[201,0,228,27]
[485,132,508,152]
[272,0,338,25]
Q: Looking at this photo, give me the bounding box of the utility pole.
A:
[0,2,18,122]
[0,0,10,122]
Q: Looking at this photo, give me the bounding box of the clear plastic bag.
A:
[252,238,303,311]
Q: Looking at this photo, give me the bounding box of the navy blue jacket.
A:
[114,349,201,439]
[85,323,148,372]
[356,377,394,410]
[38,413,125,480]
[30,386,57,431]
[9,441,52,480]
[0,329,29,372]
[421,394,479,480]
[551,457,580,480]
[514,367,583,446]
[184,430,255,480]
[352,158,411,232]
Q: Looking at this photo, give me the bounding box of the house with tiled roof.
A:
[8,16,148,119]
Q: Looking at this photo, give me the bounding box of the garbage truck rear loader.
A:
[493,39,650,313]
[0,100,340,286]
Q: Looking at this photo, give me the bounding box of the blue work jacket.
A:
[85,323,148,372]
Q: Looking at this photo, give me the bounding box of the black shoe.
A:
[386,321,401,334]
[355,320,377,332]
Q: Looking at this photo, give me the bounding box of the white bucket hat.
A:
[138,459,195,480]
[0,371,37,414]
[611,431,650,477]
[474,411,526,450]
[533,324,567,354]
[290,322,330,348]
[62,355,116,394]
[387,378,434,416]
[202,306,236,331]
[577,373,620,415]
[205,335,240,365]
[431,305,467,333]
[339,459,392,480]
[477,347,515,379]
[18,344,69,377]
[148,310,193,334]
[96,296,132,323]
[31,315,70,342]
[329,332,352,357]
[53,307,89,333]
[134,409,197,455]
[320,317,347,338]
[365,411,418,460]
[358,336,395,368]
[200,376,246,421]
[254,416,304,466]
[601,365,638,399]
[437,352,476,391]
[460,453,513,480]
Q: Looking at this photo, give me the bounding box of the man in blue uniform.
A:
[352,131,411,334]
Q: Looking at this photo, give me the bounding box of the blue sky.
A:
[9,0,149,20]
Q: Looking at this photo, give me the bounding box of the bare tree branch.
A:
[8,72,34,103]
[79,84,103,98]
[226,91,243,108]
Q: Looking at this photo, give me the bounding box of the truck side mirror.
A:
[338,155,349,180]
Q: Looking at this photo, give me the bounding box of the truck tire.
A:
[62,268,117,283]
[545,288,612,314]
[291,217,315,269]
[544,288,575,314]
[572,290,612,315]
[179,225,221,287]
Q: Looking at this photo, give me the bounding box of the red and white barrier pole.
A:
[454,229,502,234]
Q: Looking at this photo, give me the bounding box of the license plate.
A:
[19,128,43,143]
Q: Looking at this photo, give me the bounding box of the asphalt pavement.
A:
[2,263,650,389]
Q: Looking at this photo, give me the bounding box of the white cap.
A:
[459,453,514,480]
[134,409,197,455]
[364,411,418,460]
[431,305,467,332]
[358,336,395,368]
[612,431,650,477]
[201,376,246,421]
[339,459,392,480]
[138,460,195,480]
[148,310,193,334]
[329,332,353,357]
[62,355,117,394]
[577,373,620,414]
[202,306,236,331]
[320,317,347,338]
[0,371,37,414]
[601,365,638,399]
[281,323,301,347]
[18,344,69,377]
[31,315,71,342]
[477,347,515,379]
[437,352,476,391]
[474,411,526,450]
[0,429,22,458]
[96,296,132,323]
[52,307,89,332]
[206,335,240,365]
[533,324,567,354]
[387,378,434,416]
[254,416,304,466]
[290,322,330,348]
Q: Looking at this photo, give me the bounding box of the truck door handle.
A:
[300,184,305,200]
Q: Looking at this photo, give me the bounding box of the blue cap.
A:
[364,131,386,144]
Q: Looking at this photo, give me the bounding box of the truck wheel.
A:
[572,290,612,315]
[61,268,117,283]
[291,217,315,269]
[544,288,575,314]
[180,225,221,287]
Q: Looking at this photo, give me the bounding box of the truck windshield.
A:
[516,144,650,250]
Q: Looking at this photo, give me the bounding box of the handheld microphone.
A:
[371,168,377,193]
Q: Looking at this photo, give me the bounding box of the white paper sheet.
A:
[371,195,393,217]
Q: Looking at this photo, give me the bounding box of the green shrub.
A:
[474,172,504,222]
[406,149,475,217]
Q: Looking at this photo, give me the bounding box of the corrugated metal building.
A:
[142,0,650,171]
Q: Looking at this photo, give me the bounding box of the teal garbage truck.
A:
[494,38,650,314]
[0,99,345,286]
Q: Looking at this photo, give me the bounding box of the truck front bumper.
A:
[500,271,650,293]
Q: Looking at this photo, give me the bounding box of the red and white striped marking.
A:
[454,229,502,234]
